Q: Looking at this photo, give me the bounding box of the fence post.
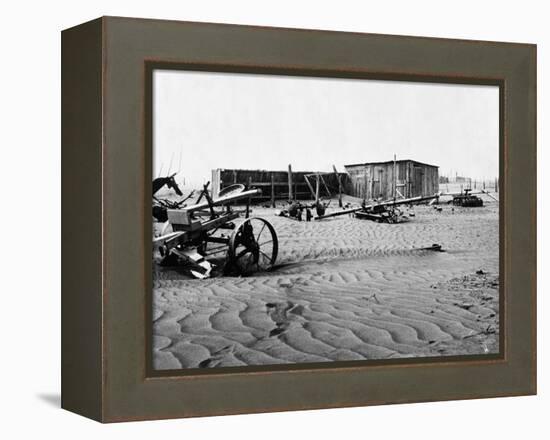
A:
[288,164,293,201]
[271,173,275,208]
[333,165,343,208]
[315,173,320,204]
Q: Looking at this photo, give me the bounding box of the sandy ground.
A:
[152,194,499,370]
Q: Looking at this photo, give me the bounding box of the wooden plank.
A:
[246,176,252,217]
[316,193,438,220]
[244,182,309,187]
[304,175,316,198]
[315,173,320,203]
[370,169,374,200]
[182,188,261,213]
[333,165,343,207]
[393,154,397,199]
[315,206,362,219]
[319,174,332,198]
[363,168,368,200]
[288,164,293,201]
[211,169,220,198]
[271,173,275,207]
[250,191,312,197]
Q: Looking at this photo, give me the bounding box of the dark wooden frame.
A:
[62,16,536,422]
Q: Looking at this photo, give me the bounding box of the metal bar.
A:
[205,236,231,244]
[196,213,240,231]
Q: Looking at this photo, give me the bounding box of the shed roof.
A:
[344,159,439,169]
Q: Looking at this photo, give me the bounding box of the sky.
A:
[153,70,499,189]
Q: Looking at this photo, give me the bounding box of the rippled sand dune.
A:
[153,197,499,370]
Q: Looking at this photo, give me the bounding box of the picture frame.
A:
[61,16,536,422]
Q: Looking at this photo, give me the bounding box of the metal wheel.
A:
[227,217,278,275]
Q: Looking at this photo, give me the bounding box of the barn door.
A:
[372,180,379,198]
[413,166,423,197]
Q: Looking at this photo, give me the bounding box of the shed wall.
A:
[345,161,438,200]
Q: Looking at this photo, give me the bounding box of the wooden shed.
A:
[344,159,439,200]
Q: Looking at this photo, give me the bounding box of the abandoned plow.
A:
[314,194,439,222]
[153,185,278,279]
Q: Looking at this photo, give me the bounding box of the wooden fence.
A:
[211,167,351,205]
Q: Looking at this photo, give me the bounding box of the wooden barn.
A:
[344,159,439,200]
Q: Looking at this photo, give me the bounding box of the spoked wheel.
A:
[227,217,278,275]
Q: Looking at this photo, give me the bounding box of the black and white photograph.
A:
[2,0,543,433]
[151,70,501,370]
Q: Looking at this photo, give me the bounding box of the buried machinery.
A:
[152,172,195,222]
[314,194,440,222]
[153,184,278,279]
[449,188,484,207]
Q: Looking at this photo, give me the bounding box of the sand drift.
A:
[153,199,499,369]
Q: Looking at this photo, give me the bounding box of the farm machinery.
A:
[279,200,328,221]
[449,188,484,207]
[315,194,439,223]
[153,184,278,279]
